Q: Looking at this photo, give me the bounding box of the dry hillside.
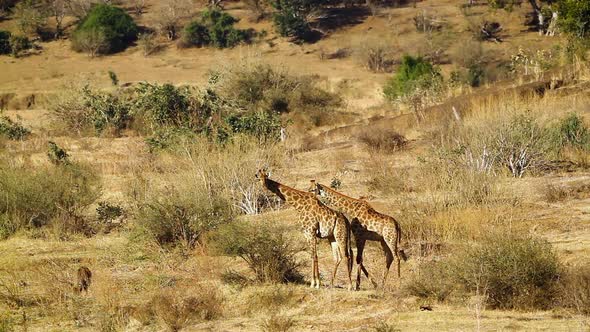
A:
[1,0,589,331]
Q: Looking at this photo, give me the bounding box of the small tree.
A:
[42,0,67,38]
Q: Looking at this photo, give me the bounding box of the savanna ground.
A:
[1,0,590,331]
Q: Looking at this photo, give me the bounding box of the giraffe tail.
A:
[396,222,407,262]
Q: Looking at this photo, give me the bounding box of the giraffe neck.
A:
[320,185,362,216]
[263,178,312,211]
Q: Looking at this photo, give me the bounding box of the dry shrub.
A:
[559,264,590,315]
[365,157,411,195]
[353,38,394,72]
[214,62,342,126]
[403,260,454,302]
[0,161,101,239]
[405,233,560,310]
[137,32,159,56]
[262,313,295,332]
[212,222,303,284]
[147,286,223,331]
[358,128,407,153]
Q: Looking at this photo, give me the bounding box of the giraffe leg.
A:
[314,239,320,289]
[334,222,354,291]
[329,238,341,289]
[308,235,317,288]
[381,238,395,289]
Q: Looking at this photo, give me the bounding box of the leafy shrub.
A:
[132,82,201,130]
[226,111,282,142]
[136,187,234,250]
[212,221,303,283]
[383,55,442,101]
[49,85,130,135]
[47,141,69,165]
[81,87,131,134]
[72,4,138,54]
[553,113,590,150]
[450,234,560,309]
[202,9,251,48]
[557,0,590,39]
[180,9,251,49]
[180,20,211,48]
[0,162,101,239]
[0,115,30,140]
[9,35,31,57]
[0,30,11,54]
[272,0,313,41]
[96,201,124,223]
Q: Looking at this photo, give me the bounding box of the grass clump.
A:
[72,4,138,55]
[147,286,223,331]
[212,221,303,283]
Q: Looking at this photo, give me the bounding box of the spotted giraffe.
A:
[256,170,353,290]
[309,180,407,290]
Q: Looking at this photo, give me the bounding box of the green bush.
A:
[0,115,30,140]
[212,221,303,283]
[553,113,590,150]
[226,111,282,142]
[82,87,131,134]
[133,83,198,129]
[0,30,10,54]
[383,55,442,101]
[272,0,314,41]
[181,21,210,48]
[451,234,560,309]
[135,188,234,250]
[72,4,138,54]
[9,35,31,57]
[0,162,101,239]
[180,9,251,49]
[557,0,590,39]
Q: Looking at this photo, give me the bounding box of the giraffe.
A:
[256,170,353,290]
[309,180,407,290]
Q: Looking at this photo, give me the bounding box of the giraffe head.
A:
[308,180,328,198]
[255,169,270,183]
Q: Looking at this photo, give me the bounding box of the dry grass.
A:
[1,0,590,330]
